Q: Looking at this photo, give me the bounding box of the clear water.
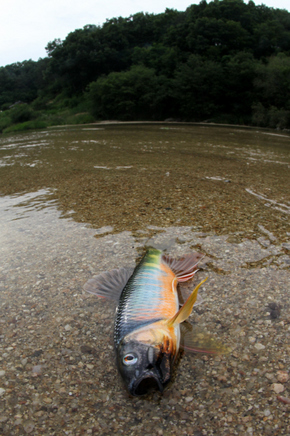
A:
[0,123,289,435]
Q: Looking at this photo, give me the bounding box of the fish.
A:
[84,248,228,396]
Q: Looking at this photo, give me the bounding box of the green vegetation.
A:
[1,0,290,132]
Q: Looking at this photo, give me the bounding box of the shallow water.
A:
[0,123,289,435]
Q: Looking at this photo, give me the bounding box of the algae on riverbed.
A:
[0,124,289,240]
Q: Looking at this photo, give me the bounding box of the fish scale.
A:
[114,250,169,345]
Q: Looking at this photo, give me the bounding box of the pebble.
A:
[265,373,274,380]
[254,343,265,351]
[43,397,53,404]
[0,388,6,396]
[185,396,193,403]
[23,421,35,433]
[277,371,289,383]
[272,383,285,394]
[86,364,94,370]
[0,370,5,377]
[277,396,290,405]
[32,365,42,375]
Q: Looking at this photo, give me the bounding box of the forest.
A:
[1,0,290,132]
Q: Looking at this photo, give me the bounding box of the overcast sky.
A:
[1,0,289,67]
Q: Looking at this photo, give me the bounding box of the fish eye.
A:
[123,354,138,366]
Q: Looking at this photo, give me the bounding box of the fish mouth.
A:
[132,372,164,396]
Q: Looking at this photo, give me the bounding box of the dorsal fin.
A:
[162,252,203,282]
[166,278,207,327]
[84,267,134,301]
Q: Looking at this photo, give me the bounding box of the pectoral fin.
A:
[167,278,208,327]
[84,267,133,301]
[180,322,231,355]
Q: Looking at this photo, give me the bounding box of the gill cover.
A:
[116,339,171,396]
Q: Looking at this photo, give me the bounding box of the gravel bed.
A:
[0,203,289,435]
[0,125,289,435]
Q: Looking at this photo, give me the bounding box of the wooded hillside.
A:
[1,0,290,131]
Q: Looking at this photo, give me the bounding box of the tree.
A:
[254,53,290,108]
[221,52,258,119]
[87,65,173,120]
[0,59,48,108]
[173,54,224,120]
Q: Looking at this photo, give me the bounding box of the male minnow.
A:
[84,248,228,396]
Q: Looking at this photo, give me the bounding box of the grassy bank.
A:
[0,99,95,134]
[1,95,290,134]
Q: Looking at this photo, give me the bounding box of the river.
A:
[0,123,289,435]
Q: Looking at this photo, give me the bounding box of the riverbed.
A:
[0,123,289,435]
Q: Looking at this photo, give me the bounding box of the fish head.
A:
[116,326,177,396]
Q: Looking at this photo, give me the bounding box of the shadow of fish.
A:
[84,248,228,396]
